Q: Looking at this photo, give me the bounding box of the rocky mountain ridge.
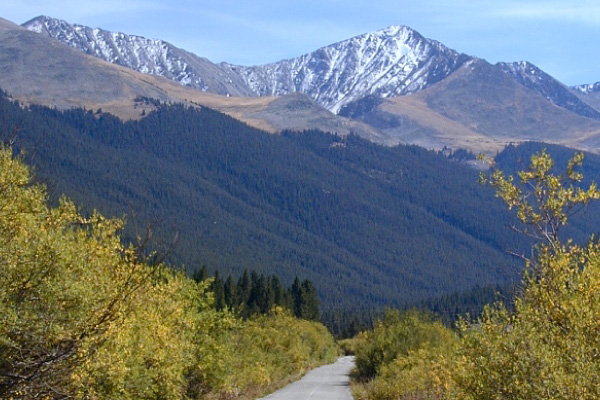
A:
[225,25,472,112]
[573,82,600,95]
[23,17,473,112]
[7,15,600,154]
[497,61,600,120]
[23,15,254,97]
[23,16,600,120]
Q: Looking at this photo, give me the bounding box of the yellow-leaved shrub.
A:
[222,307,339,398]
[351,310,458,400]
[351,150,600,400]
[0,147,338,399]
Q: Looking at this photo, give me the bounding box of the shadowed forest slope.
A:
[1,92,539,315]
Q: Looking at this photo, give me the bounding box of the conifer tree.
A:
[223,275,238,309]
[270,275,285,307]
[300,280,320,321]
[291,277,303,318]
[237,269,251,305]
[212,270,226,311]
[192,265,208,282]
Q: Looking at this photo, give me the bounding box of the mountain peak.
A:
[498,60,600,120]
[229,24,470,112]
[373,24,414,36]
[21,15,258,96]
[23,16,472,112]
[24,15,69,35]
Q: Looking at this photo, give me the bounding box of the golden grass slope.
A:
[372,59,600,154]
[0,17,387,141]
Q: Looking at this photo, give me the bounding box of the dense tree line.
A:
[411,283,516,326]
[192,267,320,320]
[3,91,599,333]
[325,283,517,338]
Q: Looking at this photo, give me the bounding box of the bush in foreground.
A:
[0,147,337,399]
[352,150,600,399]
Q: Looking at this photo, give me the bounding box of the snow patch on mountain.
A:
[227,26,471,113]
[573,82,600,94]
[25,17,472,113]
[25,16,597,120]
[498,61,600,120]
[23,16,210,90]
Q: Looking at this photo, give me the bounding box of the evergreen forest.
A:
[348,148,600,399]
[0,146,339,399]
[3,92,600,332]
[194,267,321,321]
[4,88,600,398]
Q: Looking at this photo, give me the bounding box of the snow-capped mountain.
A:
[7,15,600,154]
[227,25,472,112]
[20,16,600,124]
[23,17,471,112]
[572,82,600,114]
[22,16,254,97]
[498,61,600,120]
[573,82,600,95]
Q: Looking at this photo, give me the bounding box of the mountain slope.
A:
[23,15,254,97]
[228,25,472,112]
[573,82,600,111]
[1,17,383,141]
[17,15,600,153]
[26,16,599,119]
[1,92,526,314]
[0,17,175,113]
[498,61,600,120]
[340,59,600,153]
[23,17,472,113]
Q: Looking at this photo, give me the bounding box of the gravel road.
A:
[258,356,355,400]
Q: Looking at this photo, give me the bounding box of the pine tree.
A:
[212,270,226,311]
[291,277,302,318]
[192,265,208,282]
[237,269,251,305]
[270,275,285,307]
[223,275,238,309]
[300,280,320,321]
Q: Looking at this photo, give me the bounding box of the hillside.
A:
[23,17,472,112]
[0,92,527,316]
[14,15,600,154]
[22,15,255,97]
[0,17,381,142]
[340,60,600,154]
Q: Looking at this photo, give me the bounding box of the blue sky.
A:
[1,0,599,85]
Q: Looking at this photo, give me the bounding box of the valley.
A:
[2,8,600,399]
[2,12,600,324]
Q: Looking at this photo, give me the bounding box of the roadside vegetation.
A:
[0,147,338,399]
[351,149,600,399]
